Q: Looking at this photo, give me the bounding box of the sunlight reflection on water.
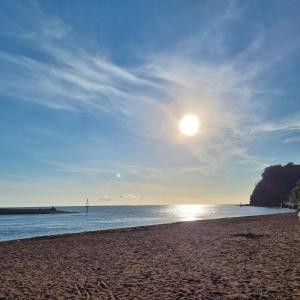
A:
[176,204,213,221]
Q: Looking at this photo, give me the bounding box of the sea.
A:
[0,205,292,242]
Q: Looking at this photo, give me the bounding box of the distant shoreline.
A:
[0,207,76,215]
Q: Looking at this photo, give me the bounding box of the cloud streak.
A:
[1,0,300,204]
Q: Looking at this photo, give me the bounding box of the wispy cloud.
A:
[283,136,300,144]
[0,1,296,137]
[1,0,300,204]
[260,113,300,133]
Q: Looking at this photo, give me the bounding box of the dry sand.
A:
[1,213,300,299]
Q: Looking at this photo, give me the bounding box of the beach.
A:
[1,213,300,299]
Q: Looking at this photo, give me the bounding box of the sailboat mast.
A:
[85,198,89,214]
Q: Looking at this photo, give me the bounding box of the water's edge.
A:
[0,205,293,242]
[0,211,295,245]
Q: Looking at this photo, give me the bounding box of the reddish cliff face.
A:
[250,163,300,207]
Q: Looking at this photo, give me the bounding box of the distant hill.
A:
[250,163,300,207]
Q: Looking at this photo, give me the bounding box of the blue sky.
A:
[1,0,300,206]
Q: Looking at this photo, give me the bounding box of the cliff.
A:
[250,163,300,207]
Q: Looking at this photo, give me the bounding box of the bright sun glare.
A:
[179,114,200,136]
[178,204,206,221]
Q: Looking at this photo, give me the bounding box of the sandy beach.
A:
[1,213,300,299]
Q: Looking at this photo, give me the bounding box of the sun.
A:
[179,114,200,136]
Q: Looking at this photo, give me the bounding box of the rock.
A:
[250,163,300,207]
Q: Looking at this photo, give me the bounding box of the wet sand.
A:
[1,213,300,299]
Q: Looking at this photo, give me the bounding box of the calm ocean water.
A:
[0,205,292,242]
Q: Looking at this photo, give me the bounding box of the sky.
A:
[0,0,300,206]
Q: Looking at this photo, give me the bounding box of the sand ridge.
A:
[1,213,300,299]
